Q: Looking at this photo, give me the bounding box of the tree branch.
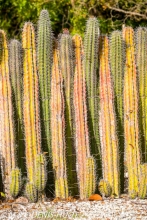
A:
[106,5,147,20]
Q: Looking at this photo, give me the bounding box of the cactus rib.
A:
[99,35,120,197]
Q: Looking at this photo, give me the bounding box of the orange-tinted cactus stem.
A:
[73,35,95,199]
[22,22,42,202]
[99,35,119,197]
[51,42,68,199]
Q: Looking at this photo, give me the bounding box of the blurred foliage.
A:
[0,0,147,39]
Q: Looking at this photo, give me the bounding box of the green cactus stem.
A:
[85,156,96,198]
[10,168,21,197]
[51,41,68,199]
[0,30,21,199]
[123,26,141,199]
[84,17,101,178]
[9,39,25,175]
[99,35,120,197]
[135,27,147,162]
[25,182,37,202]
[59,30,77,196]
[109,31,124,192]
[34,153,47,192]
[37,9,53,197]
[98,179,112,197]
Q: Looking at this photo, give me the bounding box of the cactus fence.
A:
[0,9,147,202]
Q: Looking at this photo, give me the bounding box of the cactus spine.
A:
[25,182,37,202]
[37,9,52,156]
[72,34,96,199]
[98,179,112,197]
[37,9,53,196]
[135,27,147,162]
[85,156,96,198]
[0,30,21,198]
[9,40,25,175]
[22,22,45,202]
[35,153,47,192]
[84,17,101,176]
[10,168,21,197]
[99,35,119,197]
[51,42,68,199]
[138,163,147,199]
[123,27,141,198]
[59,30,77,196]
[109,31,124,191]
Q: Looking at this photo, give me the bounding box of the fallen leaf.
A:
[53,197,61,203]
[89,194,103,201]
[3,204,11,209]
[0,192,5,197]
[66,196,76,202]
[7,199,15,203]
[15,196,28,204]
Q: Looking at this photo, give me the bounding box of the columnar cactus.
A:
[84,17,101,175]
[138,163,147,199]
[72,34,96,199]
[0,30,21,198]
[9,40,25,175]
[109,31,124,191]
[135,27,147,162]
[51,41,68,199]
[98,179,112,197]
[109,31,124,123]
[37,9,52,155]
[10,168,21,197]
[22,22,45,202]
[85,156,96,198]
[25,182,37,203]
[123,26,141,198]
[37,9,53,196]
[99,35,120,197]
[34,153,47,192]
[59,30,77,196]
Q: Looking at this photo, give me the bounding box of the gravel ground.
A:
[0,196,147,220]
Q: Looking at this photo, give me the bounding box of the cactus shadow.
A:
[0,33,4,65]
[138,93,146,163]
[0,155,5,199]
[11,88,26,177]
[114,102,125,193]
[64,95,79,197]
[39,98,55,198]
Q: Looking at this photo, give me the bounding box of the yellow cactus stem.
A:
[98,179,112,197]
[123,26,141,199]
[0,30,19,198]
[99,35,120,197]
[34,153,47,192]
[138,163,147,199]
[51,41,68,199]
[135,28,147,162]
[10,168,21,198]
[25,182,37,203]
[22,22,42,184]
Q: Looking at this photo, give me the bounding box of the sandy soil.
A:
[0,195,147,220]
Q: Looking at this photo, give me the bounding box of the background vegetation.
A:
[0,0,147,38]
